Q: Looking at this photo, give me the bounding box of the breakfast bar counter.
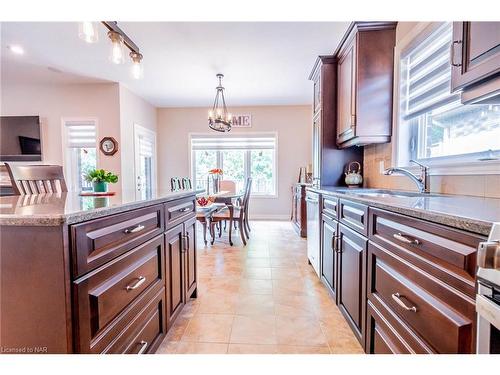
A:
[0,189,203,354]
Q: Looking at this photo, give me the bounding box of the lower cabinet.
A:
[165,223,186,327]
[337,224,367,344]
[184,216,197,299]
[321,215,338,297]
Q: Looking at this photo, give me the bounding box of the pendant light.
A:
[78,22,99,43]
[208,74,232,132]
[107,30,125,64]
[130,51,144,79]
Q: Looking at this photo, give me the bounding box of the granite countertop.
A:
[307,186,500,236]
[0,189,205,226]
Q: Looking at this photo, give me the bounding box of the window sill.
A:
[396,158,500,176]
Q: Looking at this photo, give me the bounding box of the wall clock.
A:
[100,137,118,156]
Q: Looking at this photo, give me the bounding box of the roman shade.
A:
[191,133,276,151]
[65,121,96,148]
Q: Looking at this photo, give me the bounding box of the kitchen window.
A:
[63,119,97,192]
[190,133,277,196]
[396,22,500,173]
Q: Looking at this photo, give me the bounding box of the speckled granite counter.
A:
[307,186,500,236]
[0,189,204,226]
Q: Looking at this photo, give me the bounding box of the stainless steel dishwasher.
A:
[306,190,320,277]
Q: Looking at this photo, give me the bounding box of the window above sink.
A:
[393,22,500,176]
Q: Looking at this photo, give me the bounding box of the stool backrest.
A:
[5,163,68,195]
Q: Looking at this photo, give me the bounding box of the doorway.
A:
[134,124,156,200]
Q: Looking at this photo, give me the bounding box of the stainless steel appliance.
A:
[306,191,320,276]
[476,222,500,354]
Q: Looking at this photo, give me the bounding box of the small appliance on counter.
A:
[476,222,500,354]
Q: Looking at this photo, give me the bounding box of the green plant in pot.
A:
[84,169,119,193]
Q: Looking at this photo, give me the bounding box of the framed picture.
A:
[231,114,252,128]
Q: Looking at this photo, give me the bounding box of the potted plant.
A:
[84,169,119,193]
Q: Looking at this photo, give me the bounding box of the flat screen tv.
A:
[0,116,42,161]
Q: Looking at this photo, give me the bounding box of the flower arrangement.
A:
[84,169,119,192]
[208,168,223,175]
[196,196,216,207]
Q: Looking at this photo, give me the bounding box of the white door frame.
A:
[134,124,157,199]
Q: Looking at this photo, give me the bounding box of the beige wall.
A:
[157,105,312,218]
[1,82,123,193]
[118,85,158,200]
[363,22,500,198]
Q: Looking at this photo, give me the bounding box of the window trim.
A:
[61,117,99,191]
[188,132,279,198]
[392,22,500,176]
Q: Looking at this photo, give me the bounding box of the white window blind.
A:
[138,136,153,157]
[401,22,460,120]
[65,121,96,148]
[191,134,276,151]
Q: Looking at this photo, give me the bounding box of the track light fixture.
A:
[78,21,143,78]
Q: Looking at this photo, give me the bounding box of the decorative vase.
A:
[212,175,220,194]
[93,181,108,193]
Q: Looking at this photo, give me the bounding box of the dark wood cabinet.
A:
[335,22,397,148]
[165,223,185,327]
[184,216,197,298]
[451,22,500,92]
[337,223,367,344]
[321,215,338,297]
[309,56,363,187]
[291,183,308,237]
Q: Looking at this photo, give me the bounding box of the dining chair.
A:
[219,180,236,194]
[5,163,68,195]
[170,177,182,192]
[182,177,192,190]
[210,177,252,246]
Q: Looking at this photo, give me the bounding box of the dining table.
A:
[196,190,244,246]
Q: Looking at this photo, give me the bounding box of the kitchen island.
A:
[0,189,203,354]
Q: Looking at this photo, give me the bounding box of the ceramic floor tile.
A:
[243,267,272,280]
[235,294,275,315]
[181,314,234,343]
[174,342,229,354]
[275,316,328,347]
[239,279,273,295]
[227,344,278,354]
[230,315,277,345]
[276,345,331,354]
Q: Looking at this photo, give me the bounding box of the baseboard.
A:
[249,214,289,221]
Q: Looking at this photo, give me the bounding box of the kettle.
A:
[345,161,363,187]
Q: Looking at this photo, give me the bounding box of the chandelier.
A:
[208,74,232,132]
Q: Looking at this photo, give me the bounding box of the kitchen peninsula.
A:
[0,189,202,353]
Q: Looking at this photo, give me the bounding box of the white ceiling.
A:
[0,22,350,107]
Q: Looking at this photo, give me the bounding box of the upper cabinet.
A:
[451,22,500,103]
[335,22,397,148]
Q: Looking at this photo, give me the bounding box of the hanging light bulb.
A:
[108,31,125,64]
[130,51,144,79]
[78,22,99,43]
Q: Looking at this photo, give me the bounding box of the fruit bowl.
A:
[196,196,215,207]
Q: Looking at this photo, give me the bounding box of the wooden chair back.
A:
[171,177,182,192]
[219,180,236,194]
[181,177,192,190]
[5,163,68,195]
[242,178,252,208]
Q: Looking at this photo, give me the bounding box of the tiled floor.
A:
[156,220,364,354]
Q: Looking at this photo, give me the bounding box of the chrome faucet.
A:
[383,160,429,193]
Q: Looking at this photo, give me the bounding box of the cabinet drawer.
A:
[103,287,166,354]
[322,197,338,219]
[164,197,195,230]
[368,207,483,298]
[71,204,164,277]
[368,241,475,353]
[339,199,368,235]
[73,235,165,352]
[366,300,433,354]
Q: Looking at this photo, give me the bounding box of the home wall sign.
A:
[231,114,252,128]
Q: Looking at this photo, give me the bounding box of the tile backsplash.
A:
[363,143,500,198]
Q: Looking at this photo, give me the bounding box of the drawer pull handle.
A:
[125,276,146,291]
[391,293,417,312]
[137,340,148,354]
[124,224,145,234]
[393,233,420,245]
[179,206,191,213]
[182,234,190,252]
